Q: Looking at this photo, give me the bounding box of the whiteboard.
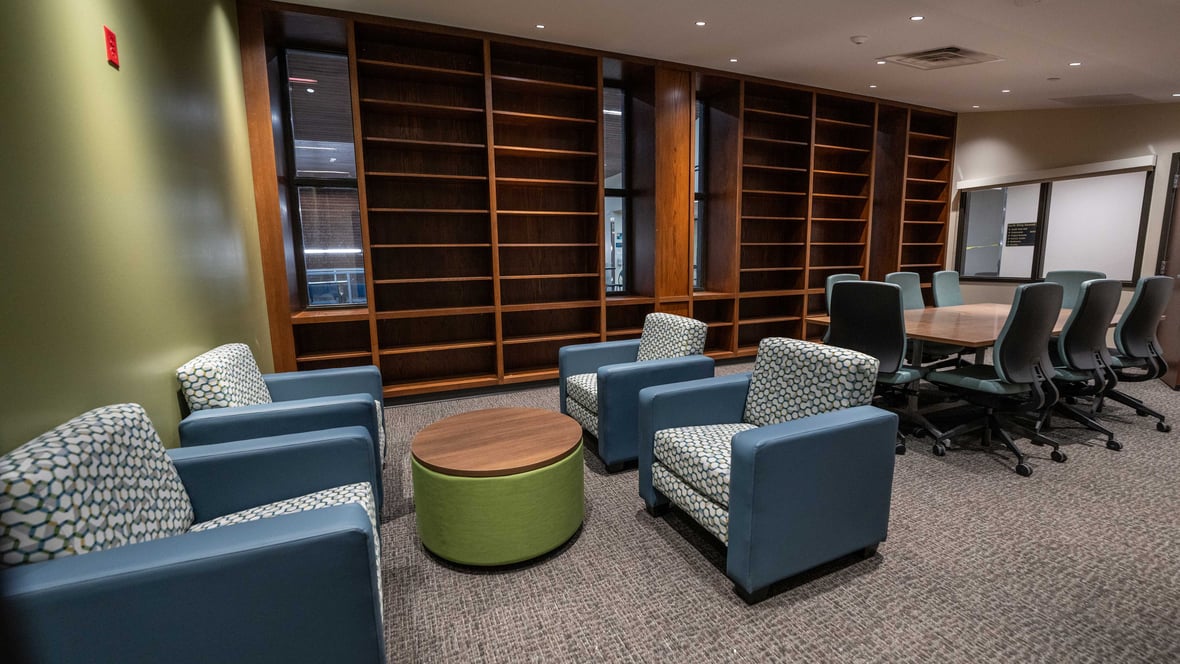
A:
[1042,171,1147,281]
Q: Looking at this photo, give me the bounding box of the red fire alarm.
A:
[104,25,119,68]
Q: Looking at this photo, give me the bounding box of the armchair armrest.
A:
[637,373,751,507]
[557,339,641,413]
[263,365,383,405]
[596,355,715,466]
[169,426,377,523]
[726,405,898,595]
[178,394,378,448]
[2,507,385,664]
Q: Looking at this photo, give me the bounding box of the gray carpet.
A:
[378,365,1179,662]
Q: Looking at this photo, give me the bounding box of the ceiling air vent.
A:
[883,46,1002,70]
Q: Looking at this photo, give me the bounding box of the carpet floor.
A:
[378,365,1179,662]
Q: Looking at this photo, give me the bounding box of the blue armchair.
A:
[638,338,898,604]
[1,403,385,664]
[559,313,714,470]
[176,343,386,502]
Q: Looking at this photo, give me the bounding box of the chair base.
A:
[1103,389,1171,432]
[935,410,1064,477]
[734,584,770,605]
[645,502,670,517]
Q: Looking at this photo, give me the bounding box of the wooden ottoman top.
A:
[411,407,583,478]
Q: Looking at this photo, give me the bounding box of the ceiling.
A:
[293,0,1180,113]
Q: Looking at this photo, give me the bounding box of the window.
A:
[693,99,707,290]
[284,50,366,307]
[603,85,627,294]
[957,164,1153,283]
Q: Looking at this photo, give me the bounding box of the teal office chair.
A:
[1048,278,1122,450]
[885,271,964,365]
[823,273,861,343]
[1100,275,1173,433]
[931,270,964,307]
[925,282,1065,476]
[1044,270,1105,309]
[828,280,931,454]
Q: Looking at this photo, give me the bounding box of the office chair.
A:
[824,273,861,312]
[885,271,965,365]
[1100,275,1173,433]
[931,270,964,307]
[1047,278,1123,450]
[1044,269,1105,309]
[828,280,931,454]
[925,282,1065,476]
[637,337,895,603]
[559,312,714,470]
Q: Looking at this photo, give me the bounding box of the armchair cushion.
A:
[2,404,194,567]
[566,398,599,437]
[636,312,709,362]
[653,423,756,508]
[651,464,730,543]
[742,337,878,427]
[566,372,599,412]
[177,343,272,411]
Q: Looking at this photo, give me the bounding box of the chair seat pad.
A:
[654,423,756,508]
[878,367,923,385]
[565,398,598,437]
[926,364,1030,395]
[1108,352,1145,369]
[652,462,729,544]
[565,373,598,413]
[1051,367,1091,382]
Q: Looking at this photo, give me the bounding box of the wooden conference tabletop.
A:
[411,407,583,478]
[807,302,1073,348]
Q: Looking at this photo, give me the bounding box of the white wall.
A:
[950,103,1180,306]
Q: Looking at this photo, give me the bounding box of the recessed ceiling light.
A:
[910,15,924,21]
[535,24,545,29]
[695,20,707,26]
[869,84,877,89]
[1069,61,1082,66]
[877,60,887,65]
[306,88,315,93]
[972,105,980,108]
[729,58,738,63]
[1173,93,1180,97]
[1002,89,1011,93]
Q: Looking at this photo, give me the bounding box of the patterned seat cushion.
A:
[566,398,598,437]
[652,463,729,544]
[1,404,194,568]
[742,337,877,427]
[177,343,272,412]
[566,373,599,413]
[636,313,708,362]
[653,423,756,508]
[190,482,381,605]
[375,400,387,462]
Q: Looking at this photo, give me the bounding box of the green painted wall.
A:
[0,0,271,452]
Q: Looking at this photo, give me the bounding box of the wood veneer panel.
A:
[655,67,695,299]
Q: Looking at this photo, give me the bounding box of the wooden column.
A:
[653,66,694,315]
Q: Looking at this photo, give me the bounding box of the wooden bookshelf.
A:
[899,111,956,293]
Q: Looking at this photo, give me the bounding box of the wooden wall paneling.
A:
[239,2,297,371]
[696,74,741,354]
[870,105,906,282]
[483,39,505,378]
[654,66,695,301]
[627,66,657,298]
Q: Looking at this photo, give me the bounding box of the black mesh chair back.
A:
[828,281,906,374]
[1056,279,1120,371]
[993,282,1063,384]
[1114,275,1174,359]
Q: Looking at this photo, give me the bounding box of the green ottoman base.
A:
[412,443,584,566]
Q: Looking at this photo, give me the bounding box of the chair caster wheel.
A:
[895,443,907,455]
[932,443,946,457]
[1158,422,1172,433]
[1015,463,1033,477]
[1051,450,1067,463]
[1107,440,1123,451]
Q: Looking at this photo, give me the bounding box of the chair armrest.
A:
[726,405,898,595]
[264,365,383,405]
[557,339,641,413]
[636,373,751,507]
[596,355,715,466]
[169,426,377,522]
[2,506,384,664]
[178,394,378,448]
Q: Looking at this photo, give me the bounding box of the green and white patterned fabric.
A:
[635,313,708,362]
[654,423,756,508]
[652,463,730,543]
[0,404,194,568]
[194,481,381,605]
[742,337,877,427]
[177,343,273,412]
